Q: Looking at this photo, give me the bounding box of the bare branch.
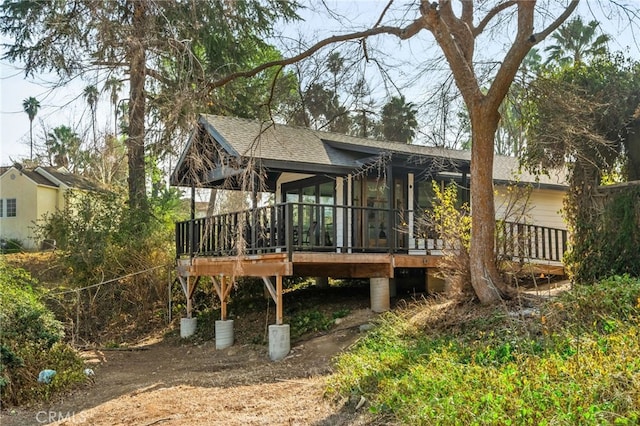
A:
[373,0,394,28]
[424,5,481,106]
[532,0,580,41]
[145,67,172,86]
[473,1,516,36]
[439,0,474,61]
[487,1,536,106]
[205,21,427,90]
[461,0,474,27]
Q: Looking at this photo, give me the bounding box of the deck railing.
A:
[496,221,568,263]
[176,203,568,263]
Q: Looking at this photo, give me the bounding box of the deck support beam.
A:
[211,275,235,349]
[212,275,233,321]
[178,275,200,338]
[263,275,289,360]
[261,275,284,325]
[178,276,199,319]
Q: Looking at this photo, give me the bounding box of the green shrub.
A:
[328,276,640,424]
[0,263,86,406]
[549,275,640,333]
[34,189,177,343]
[567,186,640,282]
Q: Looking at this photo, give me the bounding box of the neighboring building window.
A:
[0,199,16,217]
[6,199,16,217]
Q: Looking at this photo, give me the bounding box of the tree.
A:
[381,95,419,143]
[22,96,40,160]
[103,77,124,138]
[525,54,640,280]
[205,1,583,303]
[83,85,99,148]
[544,16,610,66]
[44,125,85,172]
[2,0,299,214]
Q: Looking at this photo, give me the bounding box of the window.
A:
[6,199,16,217]
[0,199,16,217]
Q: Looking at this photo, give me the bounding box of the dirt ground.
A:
[1,307,383,426]
[2,252,568,426]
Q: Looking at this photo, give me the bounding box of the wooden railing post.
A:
[285,203,293,261]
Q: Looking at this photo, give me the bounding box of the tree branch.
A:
[425,4,481,107]
[146,67,172,86]
[533,0,580,41]
[461,0,474,27]
[439,0,474,61]
[205,20,427,90]
[373,0,394,28]
[487,1,536,106]
[473,1,516,36]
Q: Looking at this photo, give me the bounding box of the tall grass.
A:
[328,275,640,424]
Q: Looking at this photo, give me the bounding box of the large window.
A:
[281,177,336,246]
[0,199,16,218]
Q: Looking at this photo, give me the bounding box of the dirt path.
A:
[2,309,378,426]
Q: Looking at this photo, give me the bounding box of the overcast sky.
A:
[1,1,638,166]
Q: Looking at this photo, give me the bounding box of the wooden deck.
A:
[174,205,567,343]
[177,251,447,279]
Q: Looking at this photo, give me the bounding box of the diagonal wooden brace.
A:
[211,275,233,321]
[178,276,200,319]
[262,276,283,325]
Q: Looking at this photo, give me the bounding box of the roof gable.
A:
[1,165,58,187]
[171,114,568,189]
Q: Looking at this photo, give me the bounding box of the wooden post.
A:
[190,185,195,259]
[186,278,192,319]
[186,277,193,318]
[213,275,234,321]
[220,276,227,321]
[178,275,199,319]
[276,275,283,325]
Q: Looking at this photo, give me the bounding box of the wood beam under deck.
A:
[177,252,565,280]
[291,252,395,278]
[178,253,293,278]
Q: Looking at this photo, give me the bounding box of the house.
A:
[0,164,101,250]
[170,114,569,359]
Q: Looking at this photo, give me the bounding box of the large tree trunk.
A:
[468,103,506,304]
[126,0,148,213]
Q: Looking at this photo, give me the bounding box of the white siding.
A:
[495,185,567,230]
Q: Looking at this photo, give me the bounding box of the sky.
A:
[1,1,639,167]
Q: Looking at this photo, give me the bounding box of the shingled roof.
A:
[171,114,567,189]
[0,164,103,191]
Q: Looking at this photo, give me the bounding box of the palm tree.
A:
[381,95,419,143]
[103,77,123,137]
[45,125,83,172]
[22,96,40,160]
[83,85,99,147]
[545,17,610,66]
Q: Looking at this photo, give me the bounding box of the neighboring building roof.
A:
[1,165,58,187]
[172,114,568,190]
[36,166,103,191]
[0,164,102,191]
